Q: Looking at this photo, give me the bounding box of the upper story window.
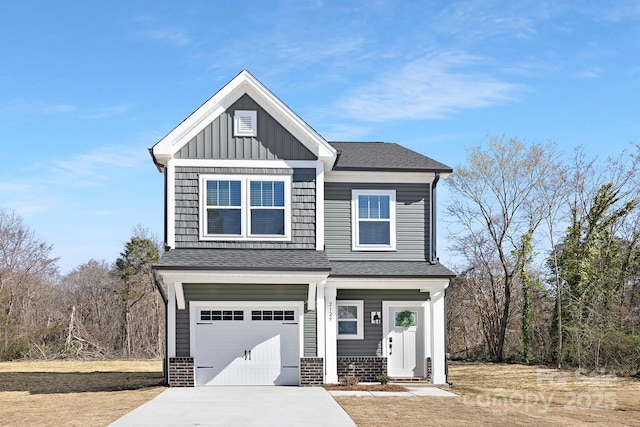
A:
[200,175,291,241]
[352,189,396,251]
[234,110,257,137]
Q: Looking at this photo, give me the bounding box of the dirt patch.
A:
[334,361,640,427]
[0,360,166,426]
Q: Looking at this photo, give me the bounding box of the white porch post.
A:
[431,289,447,384]
[167,283,176,358]
[316,281,326,360]
[324,285,338,383]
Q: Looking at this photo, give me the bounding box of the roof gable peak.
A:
[151,70,336,169]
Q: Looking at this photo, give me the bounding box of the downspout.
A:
[431,172,440,263]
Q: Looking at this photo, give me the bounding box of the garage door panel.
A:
[193,306,300,386]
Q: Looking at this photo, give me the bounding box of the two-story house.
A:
[150,70,454,387]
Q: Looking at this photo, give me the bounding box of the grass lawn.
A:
[0,360,166,426]
[0,359,639,426]
[334,361,640,426]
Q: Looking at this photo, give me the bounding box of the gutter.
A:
[431,172,440,263]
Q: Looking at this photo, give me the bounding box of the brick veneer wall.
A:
[337,356,387,382]
[169,357,194,387]
[300,357,324,386]
[426,357,432,382]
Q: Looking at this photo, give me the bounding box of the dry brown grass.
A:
[335,361,640,427]
[1,360,639,426]
[0,359,166,427]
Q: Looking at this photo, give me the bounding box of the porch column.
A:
[324,285,338,383]
[431,289,447,384]
[316,281,326,360]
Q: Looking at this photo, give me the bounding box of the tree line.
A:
[446,137,640,374]
[1,136,639,376]
[0,213,163,361]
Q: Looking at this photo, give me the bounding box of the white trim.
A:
[315,161,325,251]
[325,171,440,183]
[166,161,176,249]
[324,286,338,383]
[167,284,176,358]
[316,280,326,360]
[336,300,364,340]
[158,270,330,286]
[198,174,292,241]
[233,110,257,137]
[430,290,447,384]
[174,282,185,310]
[307,282,316,311]
[171,158,322,169]
[352,189,396,251]
[189,301,305,360]
[326,276,450,290]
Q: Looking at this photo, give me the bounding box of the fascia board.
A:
[157,269,330,285]
[327,277,450,289]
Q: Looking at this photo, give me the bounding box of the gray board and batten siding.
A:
[324,182,430,260]
[336,289,430,357]
[174,167,316,249]
[175,94,316,161]
[176,284,317,358]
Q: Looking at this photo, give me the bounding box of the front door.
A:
[386,305,423,378]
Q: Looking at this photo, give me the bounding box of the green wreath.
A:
[395,310,417,327]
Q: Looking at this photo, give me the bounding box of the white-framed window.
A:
[337,300,364,340]
[352,189,396,251]
[234,110,257,137]
[200,175,291,241]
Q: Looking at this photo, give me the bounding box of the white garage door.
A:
[193,305,300,386]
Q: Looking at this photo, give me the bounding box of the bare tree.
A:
[0,209,58,359]
[446,136,560,361]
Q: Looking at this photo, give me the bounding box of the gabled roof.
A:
[151,70,337,170]
[329,141,453,173]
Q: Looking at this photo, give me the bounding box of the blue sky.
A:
[1,1,639,274]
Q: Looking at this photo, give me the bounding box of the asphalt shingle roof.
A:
[154,249,332,271]
[329,260,455,278]
[155,249,454,278]
[329,141,453,172]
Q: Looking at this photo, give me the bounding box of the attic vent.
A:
[234,110,257,137]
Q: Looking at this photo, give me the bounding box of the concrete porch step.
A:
[389,377,430,383]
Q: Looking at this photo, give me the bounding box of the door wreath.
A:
[395,310,417,327]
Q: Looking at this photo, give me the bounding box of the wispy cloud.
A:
[137,27,191,46]
[337,53,523,122]
[81,104,131,120]
[0,100,76,115]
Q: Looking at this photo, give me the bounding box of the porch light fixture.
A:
[371,311,381,325]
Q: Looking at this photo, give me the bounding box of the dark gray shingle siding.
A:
[174,167,316,249]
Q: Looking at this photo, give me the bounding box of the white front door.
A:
[385,305,424,378]
[193,305,300,385]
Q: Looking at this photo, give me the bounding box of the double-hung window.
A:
[352,189,396,250]
[200,175,291,240]
[337,300,364,340]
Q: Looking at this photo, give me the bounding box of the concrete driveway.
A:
[109,386,356,427]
